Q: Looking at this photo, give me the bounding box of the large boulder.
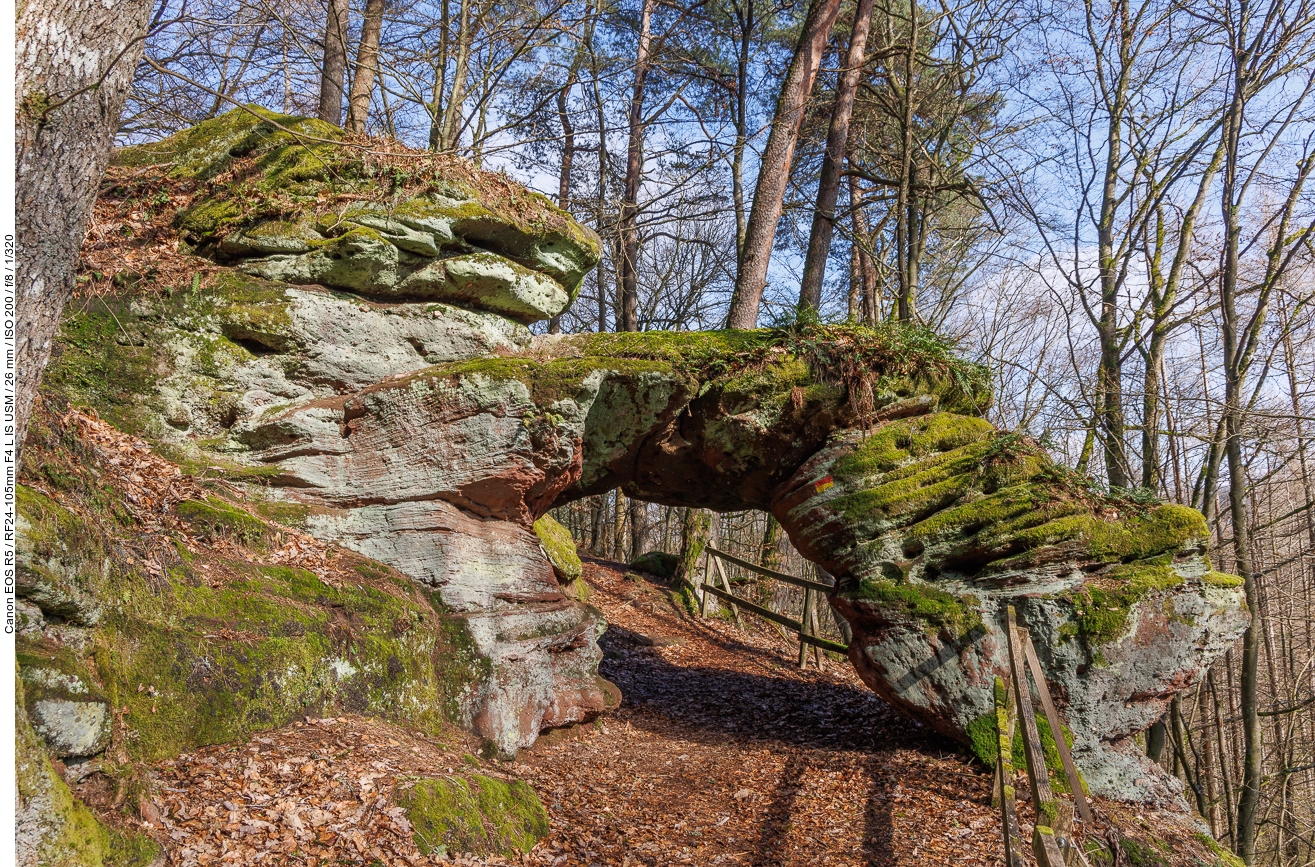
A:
[116,106,600,323]
[48,109,1247,800]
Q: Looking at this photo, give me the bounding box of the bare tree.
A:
[318,0,350,124]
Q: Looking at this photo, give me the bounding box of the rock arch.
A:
[60,108,1246,803]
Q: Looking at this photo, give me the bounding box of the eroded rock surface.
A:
[44,108,1247,801]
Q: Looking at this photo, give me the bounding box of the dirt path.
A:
[514,558,1006,867]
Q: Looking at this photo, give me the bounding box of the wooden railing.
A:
[996,605,1094,867]
[690,545,849,666]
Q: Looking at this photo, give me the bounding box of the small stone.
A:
[30,698,111,757]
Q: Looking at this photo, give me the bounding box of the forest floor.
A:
[514,557,1230,867]
[115,553,1230,867]
[37,415,1224,867]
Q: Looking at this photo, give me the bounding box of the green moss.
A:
[904,485,1037,541]
[833,414,996,481]
[1202,571,1244,588]
[1082,505,1208,561]
[398,774,548,858]
[967,712,999,766]
[16,671,162,867]
[968,707,1084,796]
[533,515,582,582]
[852,579,981,637]
[1120,837,1173,867]
[1067,563,1185,645]
[99,556,469,759]
[177,498,271,548]
[831,443,993,523]
[436,354,677,409]
[43,301,157,433]
[251,500,311,528]
[1193,833,1246,867]
[113,105,342,176]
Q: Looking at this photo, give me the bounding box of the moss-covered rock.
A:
[112,106,601,323]
[397,774,549,858]
[18,643,112,758]
[533,514,582,583]
[176,497,271,548]
[630,551,679,580]
[16,671,162,867]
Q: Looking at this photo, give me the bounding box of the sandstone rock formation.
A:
[35,107,1247,804]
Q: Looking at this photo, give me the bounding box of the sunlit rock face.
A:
[770,419,1249,804]
[58,108,1246,796]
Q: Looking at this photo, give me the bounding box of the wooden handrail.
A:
[704,545,836,593]
[699,583,802,632]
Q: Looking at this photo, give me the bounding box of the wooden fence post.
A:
[699,551,712,618]
[712,556,743,629]
[798,587,815,668]
[1021,631,1093,825]
[1005,607,1070,867]
[996,674,1024,867]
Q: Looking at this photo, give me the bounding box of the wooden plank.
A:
[700,584,802,632]
[705,546,835,593]
[1005,608,1057,824]
[798,587,815,668]
[712,557,743,628]
[1021,631,1094,826]
[1033,825,1068,867]
[796,631,849,654]
[995,674,1025,867]
[992,670,1018,810]
[809,593,824,668]
[699,552,712,618]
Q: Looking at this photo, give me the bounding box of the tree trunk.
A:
[847,170,878,322]
[548,59,581,335]
[318,0,350,125]
[438,0,473,152]
[893,0,918,322]
[14,0,156,471]
[676,508,711,584]
[1092,0,1132,489]
[428,0,451,150]
[727,0,844,328]
[345,0,387,133]
[758,514,782,571]
[732,0,754,262]
[618,0,654,333]
[628,499,648,561]
[612,489,628,561]
[1219,57,1260,862]
[798,0,875,314]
